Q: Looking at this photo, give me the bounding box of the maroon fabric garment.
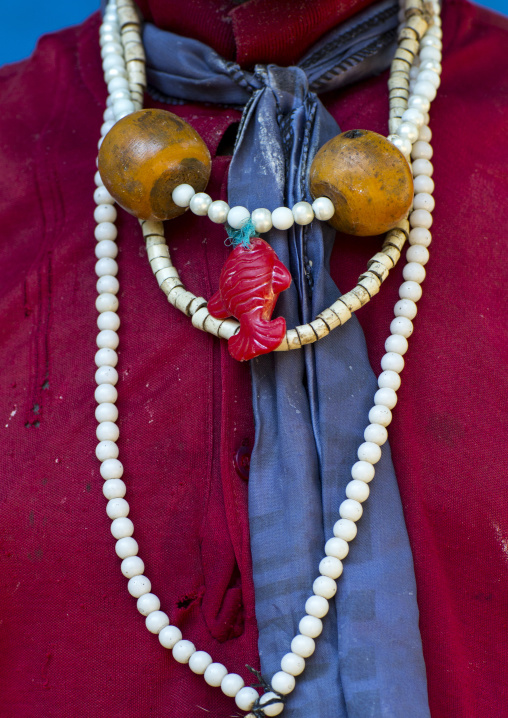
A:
[0,1,507,716]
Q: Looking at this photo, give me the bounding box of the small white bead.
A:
[95,365,119,386]
[272,206,294,230]
[333,518,357,541]
[103,479,126,500]
[396,121,419,144]
[137,593,161,617]
[312,196,335,221]
[281,653,305,676]
[421,34,442,49]
[189,192,212,216]
[399,280,423,303]
[189,651,213,675]
[377,370,402,392]
[410,208,433,229]
[96,421,119,442]
[95,257,118,277]
[388,134,412,156]
[259,692,284,716]
[173,639,196,664]
[100,457,123,480]
[350,460,375,483]
[390,316,414,338]
[159,625,183,649]
[103,55,124,73]
[385,333,409,355]
[94,170,104,187]
[409,224,433,248]
[291,634,315,658]
[419,46,442,63]
[412,158,433,177]
[204,663,228,687]
[325,536,349,560]
[227,206,250,229]
[357,441,382,464]
[95,347,118,368]
[95,239,118,260]
[105,67,127,84]
[110,517,134,539]
[346,479,370,503]
[401,108,424,128]
[427,26,442,38]
[94,204,117,224]
[94,186,115,205]
[115,536,138,558]
[172,183,195,207]
[411,141,433,162]
[110,88,130,103]
[319,555,343,579]
[251,207,273,233]
[127,575,151,598]
[145,610,170,634]
[235,686,259,711]
[96,440,119,462]
[221,673,245,697]
[364,422,389,445]
[418,69,440,89]
[368,404,393,427]
[271,671,296,695]
[95,383,118,404]
[96,275,120,295]
[113,99,135,117]
[95,221,118,242]
[101,41,122,58]
[394,298,418,321]
[97,311,120,333]
[407,245,430,265]
[304,595,329,619]
[299,614,323,637]
[403,261,426,283]
[420,59,441,76]
[121,555,144,578]
[106,497,129,520]
[97,329,119,350]
[292,201,314,225]
[413,174,434,195]
[95,402,119,423]
[313,575,337,599]
[408,94,430,113]
[207,200,229,224]
[374,387,398,410]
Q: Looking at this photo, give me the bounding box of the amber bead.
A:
[309,129,413,236]
[98,109,211,221]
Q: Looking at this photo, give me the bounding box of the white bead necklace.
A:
[94,0,441,713]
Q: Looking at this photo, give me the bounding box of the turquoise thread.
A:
[225,219,256,248]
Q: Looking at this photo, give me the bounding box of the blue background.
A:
[0,0,507,67]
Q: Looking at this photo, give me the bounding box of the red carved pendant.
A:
[208,237,292,361]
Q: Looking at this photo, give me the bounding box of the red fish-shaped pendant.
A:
[208,237,292,361]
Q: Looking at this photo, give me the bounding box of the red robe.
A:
[0,1,507,716]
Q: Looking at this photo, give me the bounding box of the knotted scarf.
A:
[140,1,431,715]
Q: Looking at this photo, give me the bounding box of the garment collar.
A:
[134,0,376,66]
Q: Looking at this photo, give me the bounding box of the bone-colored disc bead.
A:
[98,109,211,220]
[310,130,413,235]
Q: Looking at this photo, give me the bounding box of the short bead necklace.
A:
[93,0,441,713]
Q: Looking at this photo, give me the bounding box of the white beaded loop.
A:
[94,1,440,713]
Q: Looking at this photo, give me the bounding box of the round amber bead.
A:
[309,129,413,236]
[98,109,211,221]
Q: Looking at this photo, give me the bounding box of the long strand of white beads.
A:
[94,0,441,714]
